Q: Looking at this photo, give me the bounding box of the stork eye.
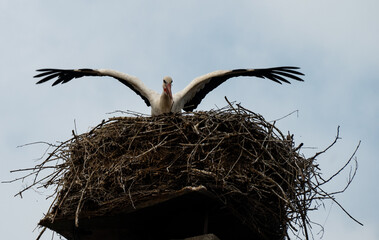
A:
[163,79,167,84]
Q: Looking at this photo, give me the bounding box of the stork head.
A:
[162,76,173,100]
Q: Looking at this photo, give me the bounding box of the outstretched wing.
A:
[173,66,304,112]
[34,68,159,106]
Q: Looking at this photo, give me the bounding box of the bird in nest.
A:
[35,66,304,116]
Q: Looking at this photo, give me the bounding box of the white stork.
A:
[34,66,304,116]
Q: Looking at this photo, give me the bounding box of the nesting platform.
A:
[36,106,313,240]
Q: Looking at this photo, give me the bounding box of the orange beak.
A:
[164,83,173,100]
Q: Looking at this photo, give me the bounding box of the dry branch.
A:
[9,103,361,240]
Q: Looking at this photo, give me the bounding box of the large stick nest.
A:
[12,103,361,240]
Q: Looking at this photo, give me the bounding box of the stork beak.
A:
[165,83,173,100]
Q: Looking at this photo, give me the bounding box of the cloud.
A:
[1,1,378,239]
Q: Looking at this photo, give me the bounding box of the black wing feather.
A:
[182,66,304,112]
[183,76,229,112]
[271,67,304,76]
[34,68,99,86]
[271,70,303,81]
[35,72,62,84]
[114,77,151,106]
[34,68,152,107]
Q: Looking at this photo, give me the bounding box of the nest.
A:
[12,103,361,240]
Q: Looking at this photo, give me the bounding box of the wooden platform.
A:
[40,186,257,240]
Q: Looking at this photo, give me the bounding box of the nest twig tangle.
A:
[11,102,361,240]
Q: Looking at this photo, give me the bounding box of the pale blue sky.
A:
[1,1,378,239]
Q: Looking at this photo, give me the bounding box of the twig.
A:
[7,101,361,240]
[270,110,299,122]
[312,126,341,159]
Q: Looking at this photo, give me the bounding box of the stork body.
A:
[34,67,304,116]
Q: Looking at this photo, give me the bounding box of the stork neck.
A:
[160,92,173,113]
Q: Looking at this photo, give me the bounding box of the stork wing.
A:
[173,66,304,112]
[34,68,159,107]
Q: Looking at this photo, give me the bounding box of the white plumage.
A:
[34,66,304,116]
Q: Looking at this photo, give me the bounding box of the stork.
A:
[34,66,304,116]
